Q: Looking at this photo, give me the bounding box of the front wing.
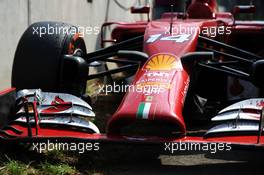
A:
[1,88,264,152]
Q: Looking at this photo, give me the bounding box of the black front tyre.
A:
[12,21,87,96]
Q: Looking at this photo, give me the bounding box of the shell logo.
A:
[145,54,181,71]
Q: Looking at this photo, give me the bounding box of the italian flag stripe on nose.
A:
[137,102,151,119]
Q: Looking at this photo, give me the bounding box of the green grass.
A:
[0,157,77,175]
[4,160,27,175]
[1,157,36,175]
[0,137,108,175]
[40,162,76,175]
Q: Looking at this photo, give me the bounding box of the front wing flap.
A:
[1,89,264,151]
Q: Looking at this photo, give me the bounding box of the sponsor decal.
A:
[144,54,181,71]
[136,102,151,119]
[136,82,171,89]
[145,72,173,77]
[145,96,153,102]
[135,54,182,95]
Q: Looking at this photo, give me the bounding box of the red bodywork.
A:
[2,0,264,149]
[107,1,221,135]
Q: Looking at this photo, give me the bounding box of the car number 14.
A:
[146,34,190,43]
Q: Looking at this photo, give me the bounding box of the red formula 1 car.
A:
[1,0,264,151]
